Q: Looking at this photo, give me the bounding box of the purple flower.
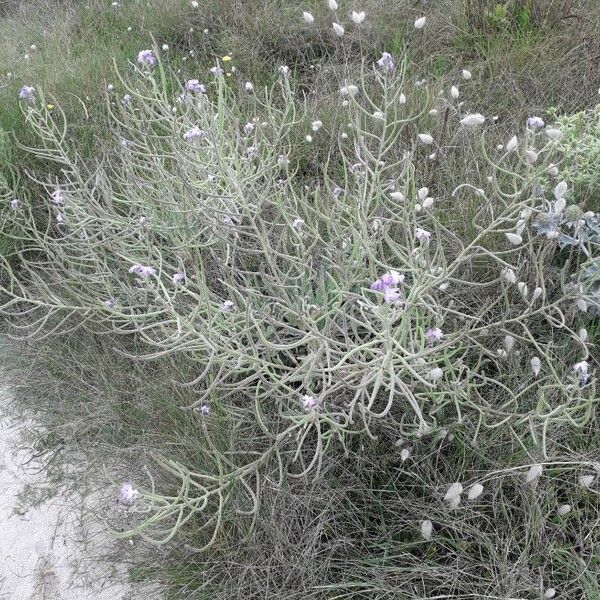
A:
[104,298,116,308]
[244,145,258,158]
[117,481,139,506]
[332,185,343,198]
[122,94,133,105]
[415,227,431,244]
[370,270,404,292]
[128,264,156,277]
[172,272,185,285]
[210,66,224,76]
[527,116,545,129]
[350,163,363,174]
[137,49,157,68]
[19,85,35,102]
[183,126,207,142]
[377,52,395,72]
[383,287,402,304]
[185,79,206,93]
[292,217,305,230]
[198,404,211,415]
[425,327,443,343]
[244,122,255,135]
[10,198,20,210]
[573,360,589,384]
[301,394,320,411]
[220,299,235,312]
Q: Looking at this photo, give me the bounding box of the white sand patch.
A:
[0,404,163,599]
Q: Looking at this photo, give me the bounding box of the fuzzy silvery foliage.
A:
[2,55,596,546]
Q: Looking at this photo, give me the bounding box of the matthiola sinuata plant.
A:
[1,49,597,548]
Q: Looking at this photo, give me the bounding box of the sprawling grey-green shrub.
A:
[2,55,597,550]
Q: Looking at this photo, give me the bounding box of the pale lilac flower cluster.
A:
[19,85,35,102]
[137,49,156,68]
[572,360,589,384]
[527,116,545,129]
[185,79,206,94]
[209,66,224,76]
[425,327,443,343]
[117,481,139,506]
[10,198,20,210]
[301,394,320,411]
[128,264,156,277]
[377,52,395,72]
[183,126,207,142]
[172,272,185,285]
[220,300,235,312]
[370,270,404,304]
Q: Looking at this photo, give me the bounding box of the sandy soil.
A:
[0,402,163,599]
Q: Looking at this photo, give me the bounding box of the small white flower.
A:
[400,448,410,462]
[278,65,290,78]
[557,504,571,516]
[544,589,556,599]
[531,356,541,377]
[372,111,384,120]
[417,187,429,201]
[427,367,443,382]
[303,11,315,23]
[191,0,199,6]
[450,85,459,99]
[467,483,484,500]
[418,133,434,145]
[546,128,562,140]
[414,16,427,29]
[390,191,405,202]
[578,474,595,488]
[546,163,559,176]
[502,268,517,284]
[460,113,485,127]
[328,0,338,10]
[245,81,254,92]
[578,328,588,343]
[332,22,345,36]
[398,92,406,104]
[420,519,433,540]
[462,69,472,80]
[554,197,566,215]
[525,149,539,164]
[553,181,568,201]
[506,135,519,153]
[505,233,522,245]
[351,10,366,24]
[525,464,543,483]
[162,43,169,51]
[311,120,323,131]
[532,287,542,302]
[444,482,463,502]
[340,84,359,97]
[504,335,515,353]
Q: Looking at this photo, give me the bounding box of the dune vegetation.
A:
[1,0,599,598]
